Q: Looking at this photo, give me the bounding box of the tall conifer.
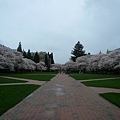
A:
[17,42,22,52]
[71,41,85,62]
[34,52,40,63]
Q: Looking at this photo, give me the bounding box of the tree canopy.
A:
[0,44,120,73]
[33,52,40,63]
[50,53,54,64]
[27,49,31,59]
[71,41,85,62]
[17,42,22,52]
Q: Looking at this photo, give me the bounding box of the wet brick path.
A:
[0,74,120,120]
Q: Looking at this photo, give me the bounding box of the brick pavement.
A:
[0,74,120,120]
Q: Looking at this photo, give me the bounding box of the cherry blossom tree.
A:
[62,61,77,71]
[50,64,62,71]
[0,45,37,72]
[0,44,120,73]
[76,56,89,72]
[36,62,47,71]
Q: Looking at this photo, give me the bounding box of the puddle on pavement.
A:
[56,87,62,91]
[55,87,64,96]
[46,84,65,96]
[55,84,64,87]
[56,91,64,96]
[44,103,58,108]
[54,87,64,96]
[44,110,55,117]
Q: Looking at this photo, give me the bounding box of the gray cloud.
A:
[0,0,120,63]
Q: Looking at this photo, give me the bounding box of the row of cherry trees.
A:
[75,50,120,73]
[50,50,120,73]
[0,44,120,73]
[0,45,47,72]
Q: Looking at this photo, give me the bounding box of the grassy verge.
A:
[100,93,120,108]
[81,78,120,89]
[0,77,27,84]
[70,73,120,80]
[0,84,40,116]
[2,74,56,81]
[1,71,57,75]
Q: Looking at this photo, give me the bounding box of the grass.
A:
[2,73,56,81]
[70,73,120,80]
[0,72,55,116]
[81,77,120,108]
[82,78,120,89]
[0,72,119,115]
[100,93,120,108]
[0,84,40,116]
[17,71,57,74]
[0,77,27,84]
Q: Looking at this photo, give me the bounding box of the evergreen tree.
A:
[27,49,31,59]
[48,52,50,56]
[99,51,102,54]
[17,42,22,52]
[106,49,110,54]
[34,52,40,63]
[45,53,48,66]
[23,50,27,58]
[45,53,50,71]
[71,41,85,62]
[50,53,54,64]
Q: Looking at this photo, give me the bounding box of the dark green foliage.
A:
[45,53,50,71]
[27,49,31,59]
[34,52,40,63]
[71,41,85,62]
[45,52,55,66]
[50,53,54,64]
[17,42,22,52]
[0,85,40,116]
[48,52,49,56]
[23,50,27,58]
[45,53,48,66]
[100,93,120,108]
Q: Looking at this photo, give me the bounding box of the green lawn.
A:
[0,72,55,116]
[70,73,120,80]
[3,73,56,81]
[100,93,120,108]
[0,84,40,116]
[82,78,120,89]
[82,78,120,108]
[0,77,27,84]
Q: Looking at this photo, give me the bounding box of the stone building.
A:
[38,52,46,62]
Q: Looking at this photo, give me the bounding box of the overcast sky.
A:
[0,0,120,63]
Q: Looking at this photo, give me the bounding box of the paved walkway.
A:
[90,87,120,94]
[0,74,120,120]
